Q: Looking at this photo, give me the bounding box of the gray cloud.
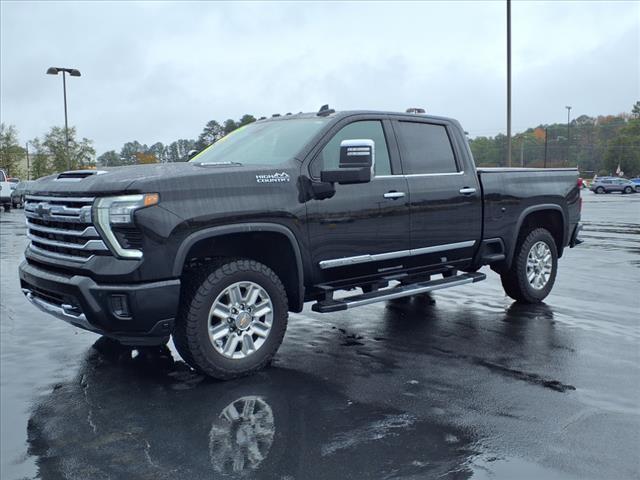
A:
[1,1,638,154]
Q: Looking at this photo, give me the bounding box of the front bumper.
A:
[19,261,181,346]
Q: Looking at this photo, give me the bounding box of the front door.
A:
[392,119,482,268]
[306,118,411,284]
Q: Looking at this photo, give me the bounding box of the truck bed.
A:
[477,167,581,261]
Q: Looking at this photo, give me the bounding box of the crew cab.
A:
[19,108,582,379]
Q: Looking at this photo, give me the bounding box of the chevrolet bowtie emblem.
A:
[35,202,52,217]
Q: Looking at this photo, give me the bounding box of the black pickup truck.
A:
[19,108,582,379]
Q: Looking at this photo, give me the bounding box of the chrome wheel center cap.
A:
[235,311,253,330]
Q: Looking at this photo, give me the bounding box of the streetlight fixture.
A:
[565,105,572,165]
[47,66,81,169]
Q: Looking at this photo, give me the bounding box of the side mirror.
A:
[187,149,199,160]
[320,139,374,185]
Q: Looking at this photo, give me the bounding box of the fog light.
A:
[110,294,131,319]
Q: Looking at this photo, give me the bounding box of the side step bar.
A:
[312,271,486,313]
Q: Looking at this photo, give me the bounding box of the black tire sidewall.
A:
[514,229,558,302]
[191,263,288,376]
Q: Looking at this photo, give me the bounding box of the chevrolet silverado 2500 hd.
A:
[19,108,582,379]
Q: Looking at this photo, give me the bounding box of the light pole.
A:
[506,0,512,167]
[47,67,81,169]
[565,105,572,165]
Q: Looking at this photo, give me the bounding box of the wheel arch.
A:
[505,204,566,269]
[174,223,305,312]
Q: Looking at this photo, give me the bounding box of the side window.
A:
[395,121,458,174]
[311,120,391,177]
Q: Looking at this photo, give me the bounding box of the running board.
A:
[311,272,486,313]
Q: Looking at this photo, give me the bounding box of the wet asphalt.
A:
[1,192,639,480]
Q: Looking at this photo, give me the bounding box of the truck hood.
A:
[28,163,274,197]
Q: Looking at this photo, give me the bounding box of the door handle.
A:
[459,187,476,195]
[383,191,406,199]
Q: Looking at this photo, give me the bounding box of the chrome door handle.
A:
[459,187,476,195]
[383,192,406,199]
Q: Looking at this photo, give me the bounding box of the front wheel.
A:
[173,259,289,380]
[500,228,558,303]
[623,186,633,194]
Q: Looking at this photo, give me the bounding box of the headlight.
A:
[94,193,159,259]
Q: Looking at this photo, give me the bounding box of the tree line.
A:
[1,102,638,180]
[96,114,259,167]
[469,101,640,176]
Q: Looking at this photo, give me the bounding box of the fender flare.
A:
[506,204,567,267]
[172,222,305,309]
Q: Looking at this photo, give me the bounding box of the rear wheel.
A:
[595,186,604,194]
[173,259,288,380]
[500,228,558,303]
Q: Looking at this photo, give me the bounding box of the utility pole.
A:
[544,128,548,168]
[520,137,524,167]
[565,105,572,165]
[46,67,81,170]
[506,0,512,167]
[25,142,30,180]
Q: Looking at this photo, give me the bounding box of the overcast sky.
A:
[1,1,638,155]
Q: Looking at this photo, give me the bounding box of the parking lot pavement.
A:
[1,192,639,480]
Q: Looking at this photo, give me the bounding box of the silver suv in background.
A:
[589,177,638,194]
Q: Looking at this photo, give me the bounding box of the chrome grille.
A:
[24,195,110,263]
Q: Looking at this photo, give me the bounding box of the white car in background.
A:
[0,169,15,211]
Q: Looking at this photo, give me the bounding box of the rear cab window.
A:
[394,121,458,174]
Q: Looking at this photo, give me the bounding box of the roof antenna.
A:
[317,104,335,117]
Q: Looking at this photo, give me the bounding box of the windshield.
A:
[191,118,329,166]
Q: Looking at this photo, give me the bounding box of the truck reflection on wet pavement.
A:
[1,193,639,480]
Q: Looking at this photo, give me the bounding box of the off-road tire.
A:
[173,258,288,380]
[500,228,558,303]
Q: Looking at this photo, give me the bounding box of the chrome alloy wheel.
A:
[208,281,273,359]
[526,241,553,290]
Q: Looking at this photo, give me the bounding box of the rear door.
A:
[392,119,482,268]
[306,117,411,283]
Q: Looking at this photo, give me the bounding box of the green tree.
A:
[165,139,196,162]
[223,119,238,136]
[97,150,120,167]
[196,120,224,150]
[238,114,256,126]
[29,138,53,179]
[41,126,95,171]
[148,142,165,161]
[604,107,640,176]
[0,123,26,177]
[119,141,147,165]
